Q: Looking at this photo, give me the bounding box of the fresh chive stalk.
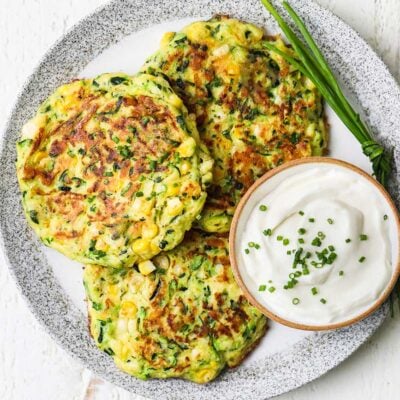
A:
[260,0,392,187]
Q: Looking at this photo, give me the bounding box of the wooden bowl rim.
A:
[229,157,400,331]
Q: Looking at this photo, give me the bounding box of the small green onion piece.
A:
[245,248,250,254]
[327,218,334,224]
[292,298,300,305]
[287,250,292,255]
[268,286,276,293]
[384,214,388,221]
[277,235,283,241]
[294,271,302,277]
[268,280,273,283]
[311,287,318,295]
[248,242,255,248]
[359,256,366,263]
[318,231,325,239]
[259,204,268,212]
[311,237,322,247]
[299,211,304,216]
[283,238,290,246]
[263,228,272,236]
[328,245,335,252]
[258,285,267,292]
[298,228,306,235]
[289,273,296,279]
[339,270,344,276]
[320,298,327,304]
[254,243,261,250]
[360,234,368,241]
[309,218,315,223]
[345,238,351,243]
[298,238,305,244]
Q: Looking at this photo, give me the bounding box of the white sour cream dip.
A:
[235,161,399,327]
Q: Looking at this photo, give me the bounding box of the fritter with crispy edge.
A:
[142,16,328,232]
[84,231,267,383]
[16,73,213,267]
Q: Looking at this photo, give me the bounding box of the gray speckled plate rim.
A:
[0,1,399,399]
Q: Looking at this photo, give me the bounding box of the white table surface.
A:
[1,1,399,399]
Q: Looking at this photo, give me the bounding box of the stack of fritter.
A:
[16,16,327,383]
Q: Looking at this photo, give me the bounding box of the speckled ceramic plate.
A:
[1,0,400,399]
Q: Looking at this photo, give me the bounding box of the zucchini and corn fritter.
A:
[16,16,329,384]
[143,16,328,232]
[84,231,267,383]
[16,73,213,268]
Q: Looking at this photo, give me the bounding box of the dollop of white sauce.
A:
[237,165,396,326]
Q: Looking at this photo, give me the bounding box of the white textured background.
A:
[1,1,399,399]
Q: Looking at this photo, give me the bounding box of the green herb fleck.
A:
[327,218,334,224]
[360,234,368,241]
[263,228,272,236]
[259,204,268,212]
[292,297,300,305]
[311,287,318,295]
[268,286,276,293]
[298,228,306,235]
[345,238,351,243]
[259,285,267,292]
[320,298,327,304]
[359,256,366,263]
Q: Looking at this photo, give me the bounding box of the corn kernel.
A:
[179,160,191,175]
[166,197,183,216]
[119,301,138,318]
[132,238,151,256]
[141,222,159,239]
[138,260,156,276]
[177,137,196,158]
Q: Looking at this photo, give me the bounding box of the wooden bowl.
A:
[229,157,400,331]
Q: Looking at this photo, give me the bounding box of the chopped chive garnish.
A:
[311,237,321,247]
[268,286,276,293]
[318,231,325,239]
[299,211,304,216]
[245,248,250,254]
[258,285,267,292]
[320,298,327,304]
[277,235,283,241]
[254,243,261,250]
[359,256,366,263]
[298,228,306,235]
[327,218,334,224]
[298,238,305,244]
[287,250,292,255]
[339,270,344,276]
[308,218,315,223]
[328,245,335,252]
[345,238,351,243]
[289,273,296,279]
[384,214,388,221]
[259,204,268,212]
[360,234,368,241]
[268,280,273,283]
[311,287,318,295]
[283,238,290,246]
[248,242,255,248]
[263,228,272,236]
[292,297,300,305]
